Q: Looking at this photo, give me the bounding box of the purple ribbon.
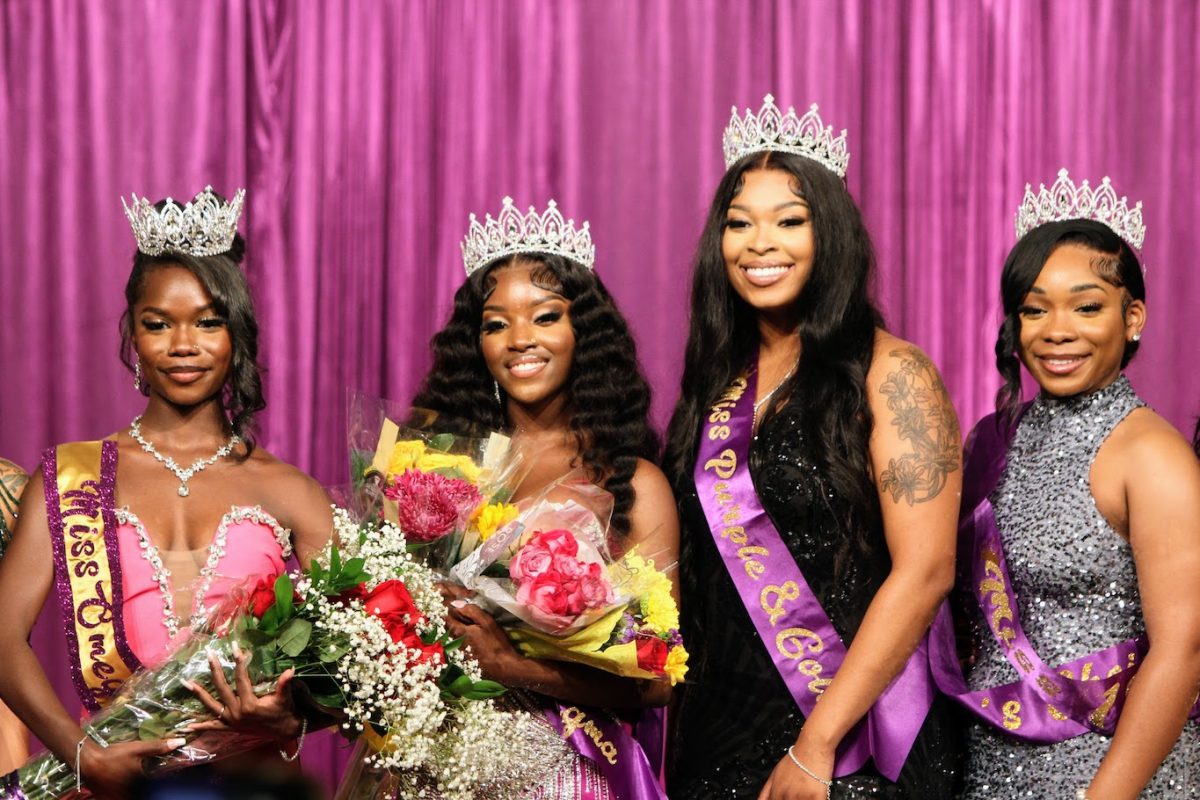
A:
[929,409,1200,742]
[544,703,667,800]
[693,362,934,780]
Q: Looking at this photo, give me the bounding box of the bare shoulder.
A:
[867,332,962,506]
[1106,407,1200,484]
[243,447,331,524]
[629,459,674,504]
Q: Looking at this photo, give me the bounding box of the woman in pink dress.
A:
[0,188,331,799]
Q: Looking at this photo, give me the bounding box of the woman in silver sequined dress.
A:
[958,188,1200,798]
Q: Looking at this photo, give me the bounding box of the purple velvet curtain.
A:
[2,0,1197,792]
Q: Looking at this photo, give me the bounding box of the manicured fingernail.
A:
[451,600,468,609]
[180,680,194,690]
[167,738,186,748]
[232,642,242,658]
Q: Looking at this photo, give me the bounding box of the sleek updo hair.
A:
[994,219,1146,418]
[410,254,659,537]
[119,210,265,457]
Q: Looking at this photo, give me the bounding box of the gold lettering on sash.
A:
[705,449,737,480]
[1001,700,1022,730]
[722,526,747,545]
[559,706,619,765]
[1047,704,1067,721]
[760,582,800,625]
[738,546,767,579]
[708,409,731,424]
[1014,650,1034,673]
[1036,675,1061,697]
[979,549,1016,647]
[1089,683,1120,728]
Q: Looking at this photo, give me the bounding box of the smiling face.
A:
[132,265,233,406]
[1017,243,1146,398]
[479,261,575,412]
[722,168,815,325]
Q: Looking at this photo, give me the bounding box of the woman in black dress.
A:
[664,97,963,799]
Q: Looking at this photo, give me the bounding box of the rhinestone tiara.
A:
[461,197,595,276]
[723,94,850,177]
[122,185,246,257]
[1015,169,1145,250]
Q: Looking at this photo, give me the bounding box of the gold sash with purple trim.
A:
[45,440,141,711]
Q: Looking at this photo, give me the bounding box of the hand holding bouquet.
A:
[3,508,567,800]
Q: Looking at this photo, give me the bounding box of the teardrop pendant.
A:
[178,484,190,497]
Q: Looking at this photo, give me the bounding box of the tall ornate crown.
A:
[461,197,595,276]
[122,185,246,257]
[723,95,850,177]
[1015,169,1145,249]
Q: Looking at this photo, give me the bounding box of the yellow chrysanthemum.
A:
[640,585,680,633]
[664,645,689,685]
[473,501,519,542]
[386,439,427,477]
[416,451,482,482]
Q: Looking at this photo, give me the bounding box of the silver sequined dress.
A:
[962,375,1199,798]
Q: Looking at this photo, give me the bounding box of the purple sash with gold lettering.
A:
[928,409,1200,741]
[543,703,667,799]
[693,364,934,780]
[44,441,141,712]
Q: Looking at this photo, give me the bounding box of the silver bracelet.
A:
[1075,791,1090,800]
[279,717,307,762]
[786,746,833,799]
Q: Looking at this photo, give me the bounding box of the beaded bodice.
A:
[968,375,1145,688]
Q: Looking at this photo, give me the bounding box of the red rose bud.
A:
[248,578,278,618]
[635,635,669,674]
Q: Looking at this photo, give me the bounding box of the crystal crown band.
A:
[461,197,595,276]
[1015,169,1145,250]
[723,95,850,177]
[123,185,246,257]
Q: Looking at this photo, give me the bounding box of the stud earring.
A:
[133,361,143,391]
[1132,333,1142,342]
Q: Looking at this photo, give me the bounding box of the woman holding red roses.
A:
[0,189,333,799]
[408,198,679,798]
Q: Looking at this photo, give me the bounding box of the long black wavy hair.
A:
[119,221,266,459]
[994,219,1145,420]
[664,151,885,574]
[411,254,659,536]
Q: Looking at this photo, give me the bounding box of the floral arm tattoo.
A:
[0,458,28,556]
[877,349,961,505]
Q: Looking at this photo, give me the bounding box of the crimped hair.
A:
[119,228,265,459]
[411,254,659,536]
[664,151,885,578]
[994,219,1145,421]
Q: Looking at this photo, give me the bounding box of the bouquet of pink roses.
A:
[451,474,689,685]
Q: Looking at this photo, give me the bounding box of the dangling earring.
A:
[133,361,143,392]
[494,380,502,406]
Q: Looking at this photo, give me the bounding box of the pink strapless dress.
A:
[113,506,293,667]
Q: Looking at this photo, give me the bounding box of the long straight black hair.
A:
[664,150,885,572]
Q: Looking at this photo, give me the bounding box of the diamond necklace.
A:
[129,415,241,497]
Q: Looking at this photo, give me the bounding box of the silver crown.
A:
[723,95,850,177]
[1015,169,1145,250]
[461,197,595,276]
[122,185,246,257]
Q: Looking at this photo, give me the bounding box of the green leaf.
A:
[277,618,313,658]
[444,636,464,653]
[139,717,168,740]
[464,680,507,700]
[428,433,455,451]
[274,574,295,618]
[448,674,474,694]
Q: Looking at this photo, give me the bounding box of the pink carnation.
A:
[384,469,482,543]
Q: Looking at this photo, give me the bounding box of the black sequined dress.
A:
[668,399,963,799]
